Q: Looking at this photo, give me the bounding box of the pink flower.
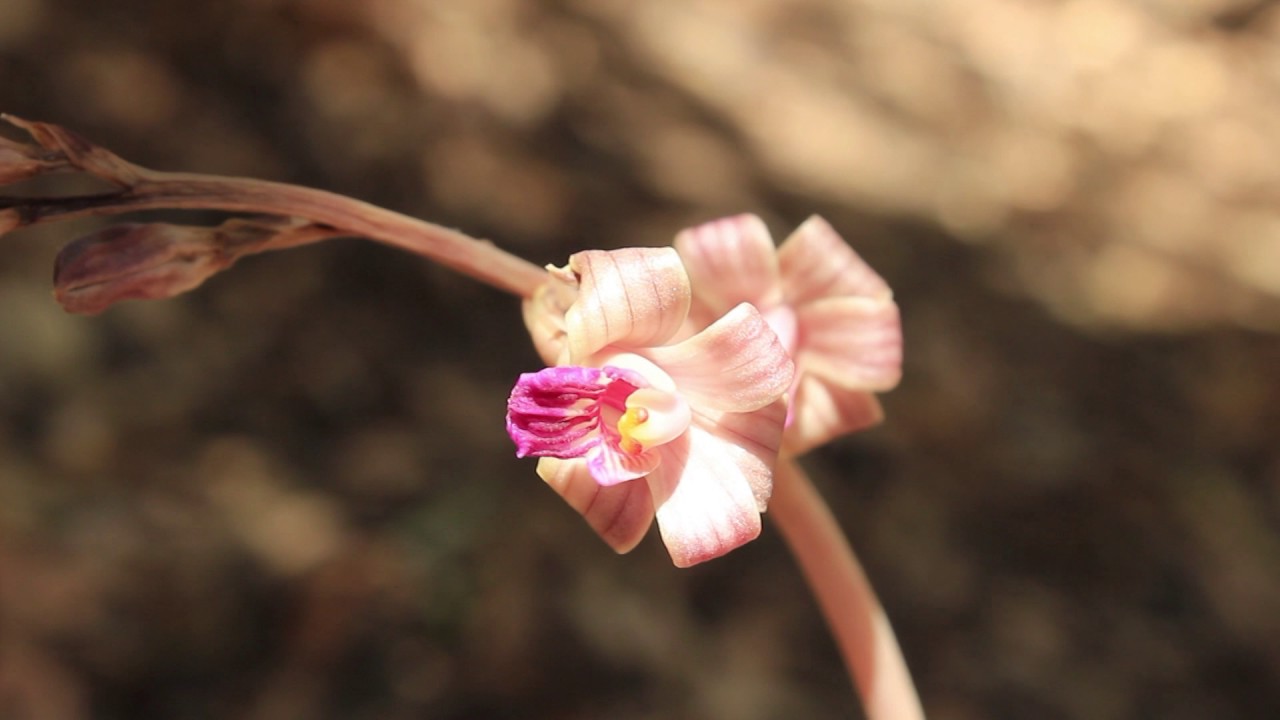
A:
[510,247,794,567]
[674,215,902,453]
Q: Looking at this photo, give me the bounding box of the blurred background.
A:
[2,0,1279,717]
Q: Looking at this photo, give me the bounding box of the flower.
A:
[674,215,902,453]
[510,247,794,567]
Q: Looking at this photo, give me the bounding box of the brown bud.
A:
[0,136,47,185]
[53,223,234,314]
[3,115,138,186]
[0,208,18,237]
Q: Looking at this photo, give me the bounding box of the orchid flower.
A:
[674,217,921,718]
[3,117,922,716]
[509,247,795,567]
[674,215,903,454]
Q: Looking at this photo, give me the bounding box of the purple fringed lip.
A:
[505,365,645,460]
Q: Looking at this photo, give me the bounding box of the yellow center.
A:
[615,387,691,455]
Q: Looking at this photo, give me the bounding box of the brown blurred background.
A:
[2,0,1279,718]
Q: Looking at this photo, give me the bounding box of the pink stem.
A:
[151,171,549,298]
[770,457,924,720]
[6,172,548,299]
[4,115,548,297]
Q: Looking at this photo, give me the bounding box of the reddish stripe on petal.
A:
[784,374,885,454]
[691,399,787,512]
[796,296,903,392]
[564,248,691,361]
[674,214,783,318]
[647,428,765,568]
[645,303,794,414]
[538,457,655,554]
[778,216,892,305]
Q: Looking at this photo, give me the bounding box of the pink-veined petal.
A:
[521,264,578,366]
[645,401,785,567]
[537,457,654,554]
[645,433,757,568]
[693,399,788,511]
[796,296,903,392]
[644,303,794,414]
[564,248,691,362]
[586,442,662,486]
[784,373,885,454]
[778,215,892,305]
[674,214,783,322]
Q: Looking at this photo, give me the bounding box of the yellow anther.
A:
[615,388,691,456]
[617,406,650,455]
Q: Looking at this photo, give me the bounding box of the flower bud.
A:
[53,223,233,314]
[0,136,52,185]
[0,208,18,237]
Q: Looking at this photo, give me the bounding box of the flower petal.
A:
[674,214,783,324]
[537,457,655,554]
[694,399,788,512]
[643,303,794,414]
[796,296,903,392]
[777,215,892,305]
[521,264,578,366]
[784,373,885,454]
[646,402,785,567]
[586,442,662,486]
[505,366,607,458]
[564,248,691,362]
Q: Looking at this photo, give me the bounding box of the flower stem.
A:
[770,457,924,720]
[1,116,548,298]
[6,172,548,298]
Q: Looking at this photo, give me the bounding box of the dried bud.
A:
[53,223,234,314]
[0,208,18,237]
[2,114,135,185]
[0,136,49,185]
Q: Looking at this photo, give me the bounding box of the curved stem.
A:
[2,116,547,298]
[769,457,924,720]
[7,172,548,298]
